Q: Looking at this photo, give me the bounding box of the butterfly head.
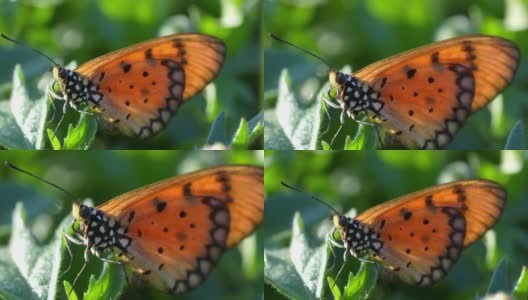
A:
[52,65,68,81]
[52,65,70,90]
[332,214,348,230]
[72,201,92,223]
[329,70,347,88]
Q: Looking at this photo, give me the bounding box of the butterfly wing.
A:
[354,35,519,148]
[75,33,225,138]
[354,180,505,285]
[96,165,263,293]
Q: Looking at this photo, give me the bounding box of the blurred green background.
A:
[0,150,263,300]
[264,151,528,299]
[264,0,528,149]
[0,0,262,149]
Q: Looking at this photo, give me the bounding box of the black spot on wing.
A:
[152,197,167,212]
[120,61,131,73]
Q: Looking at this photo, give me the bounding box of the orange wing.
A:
[355,179,505,285]
[75,33,225,138]
[354,35,519,148]
[96,165,263,293]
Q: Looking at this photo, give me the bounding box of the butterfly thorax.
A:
[53,66,104,110]
[333,215,384,259]
[329,71,385,120]
[72,203,132,258]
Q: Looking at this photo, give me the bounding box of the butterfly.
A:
[2,33,226,139]
[283,179,505,286]
[11,164,263,294]
[271,34,520,149]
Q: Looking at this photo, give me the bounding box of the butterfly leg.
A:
[326,229,344,272]
[349,111,375,127]
[47,101,70,144]
[63,231,85,245]
[322,95,341,109]
[46,83,67,129]
[67,242,92,296]
[331,243,352,288]
[328,236,345,248]
[97,254,130,284]
[47,82,64,100]
[327,241,337,273]
[61,231,84,278]
[322,94,347,147]
[349,112,384,147]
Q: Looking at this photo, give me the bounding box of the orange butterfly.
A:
[272,34,520,149]
[71,165,263,294]
[9,163,263,294]
[283,179,505,286]
[3,33,225,138]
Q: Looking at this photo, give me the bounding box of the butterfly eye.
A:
[335,72,347,85]
[58,68,68,79]
[338,215,348,227]
[78,205,91,219]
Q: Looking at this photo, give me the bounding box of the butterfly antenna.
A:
[5,161,78,200]
[280,181,341,215]
[269,33,335,70]
[1,33,59,67]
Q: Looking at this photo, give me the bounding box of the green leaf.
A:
[264,212,328,300]
[342,262,378,300]
[63,281,79,300]
[80,263,125,300]
[206,112,227,146]
[487,259,508,294]
[47,128,62,150]
[231,118,249,149]
[204,83,221,122]
[343,135,354,150]
[0,202,63,300]
[321,140,331,150]
[264,109,294,150]
[327,276,342,300]
[47,113,97,150]
[0,248,36,300]
[505,120,526,149]
[62,114,98,150]
[344,124,377,150]
[247,111,264,146]
[272,69,321,150]
[0,65,48,149]
[513,266,528,300]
